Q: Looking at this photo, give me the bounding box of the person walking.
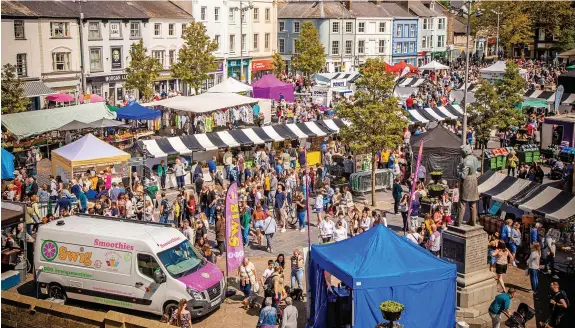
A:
[257,297,278,328]
[238,257,257,309]
[488,288,515,328]
[392,178,403,215]
[281,297,298,328]
[159,192,170,224]
[262,211,277,253]
[274,184,287,233]
[492,241,509,292]
[174,159,185,190]
[294,192,307,232]
[157,160,167,190]
[527,242,541,294]
[410,193,420,229]
[507,151,518,177]
[169,299,192,328]
[290,249,304,290]
[510,222,521,267]
[539,282,569,328]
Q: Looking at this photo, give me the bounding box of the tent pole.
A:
[351,289,354,327]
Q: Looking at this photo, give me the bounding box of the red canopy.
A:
[387,60,418,73]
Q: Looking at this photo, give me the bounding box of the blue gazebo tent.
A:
[1,148,15,180]
[308,225,457,328]
[115,102,162,120]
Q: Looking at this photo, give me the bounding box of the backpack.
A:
[263,273,277,296]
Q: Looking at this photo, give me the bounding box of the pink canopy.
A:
[251,74,294,101]
[79,94,105,103]
[46,93,74,103]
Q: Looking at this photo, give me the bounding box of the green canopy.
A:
[566,65,575,71]
[107,104,120,111]
[520,99,548,108]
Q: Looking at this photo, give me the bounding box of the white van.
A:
[34,215,225,318]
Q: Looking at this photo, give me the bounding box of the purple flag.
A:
[225,182,243,273]
[407,141,424,219]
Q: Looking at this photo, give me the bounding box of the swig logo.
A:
[40,240,92,267]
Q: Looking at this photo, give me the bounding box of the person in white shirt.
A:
[336,214,348,232]
[314,191,325,226]
[260,260,275,290]
[333,220,348,242]
[406,227,423,245]
[428,224,441,257]
[263,213,277,253]
[360,209,372,231]
[318,215,335,243]
[182,219,195,241]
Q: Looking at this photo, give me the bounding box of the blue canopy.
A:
[1,148,15,180]
[309,225,457,328]
[115,102,161,120]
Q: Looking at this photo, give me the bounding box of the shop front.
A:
[154,71,180,96]
[417,52,429,66]
[432,51,447,60]
[87,73,128,106]
[251,58,274,80]
[227,58,251,83]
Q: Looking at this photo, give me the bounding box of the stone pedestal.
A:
[443,224,497,318]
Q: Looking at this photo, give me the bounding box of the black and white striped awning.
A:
[398,77,425,87]
[137,120,348,158]
[478,171,575,222]
[455,82,479,92]
[523,89,575,105]
[406,106,461,124]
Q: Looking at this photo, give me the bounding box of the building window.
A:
[379,22,386,33]
[50,22,70,38]
[253,7,259,21]
[230,34,235,53]
[410,24,416,37]
[437,35,445,48]
[14,20,25,39]
[87,22,101,40]
[265,33,270,50]
[332,22,340,33]
[154,23,161,36]
[89,47,103,71]
[181,23,187,36]
[253,33,259,50]
[279,21,285,32]
[152,50,165,66]
[346,21,353,33]
[396,25,402,37]
[130,22,141,38]
[332,40,340,55]
[334,62,342,73]
[229,9,235,23]
[293,21,300,33]
[241,34,246,52]
[409,42,415,53]
[109,22,121,38]
[16,54,27,77]
[358,22,365,33]
[345,40,352,54]
[52,52,70,71]
[395,43,401,54]
[201,7,207,21]
[265,8,270,22]
[403,43,408,53]
[538,28,545,41]
[215,7,220,21]
[293,40,298,54]
[378,40,386,53]
[168,24,175,36]
[358,40,365,54]
[169,50,176,65]
[422,36,428,48]
[423,18,430,30]
[438,18,445,30]
[215,35,220,50]
[278,38,285,53]
[91,84,102,96]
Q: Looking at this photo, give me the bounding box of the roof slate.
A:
[278,1,355,19]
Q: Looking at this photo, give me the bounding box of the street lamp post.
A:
[232,1,253,82]
[490,9,502,59]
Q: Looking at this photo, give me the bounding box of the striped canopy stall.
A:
[524,90,575,105]
[137,121,343,158]
[422,107,446,121]
[407,109,430,124]
[518,185,575,222]
[477,171,540,203]
[455,83,478,92]
[436,106,458,119]
[398,77,425,87]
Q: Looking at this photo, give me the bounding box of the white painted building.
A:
[250,0,278,80]
[351,2,394,66]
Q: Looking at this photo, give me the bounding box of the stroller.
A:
[504,303,535,328]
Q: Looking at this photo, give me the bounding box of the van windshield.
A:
[157,240,205,278]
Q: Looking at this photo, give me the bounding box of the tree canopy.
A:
[272,52,286,78]
[124,40,162,102]
[171,22,219,94]
[1,64,30,114]
[292,21,326,79]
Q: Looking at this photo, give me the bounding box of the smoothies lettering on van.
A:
[35,216,225,318]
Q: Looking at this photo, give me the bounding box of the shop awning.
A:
[205,133,228,149]
[140,139,168,158]
[517,185,575,221]
[243,128,267,144]
[227,130,253,146]
[23,81,55,97]
[286,124,311,139]
[180,135,205,151]
[214,131,241,148]
[194,134,218,151]
[261,126,285,142]
[304,122,331,136]
[408,109,429,123]
[478,171,540,203]
[436,106,458,119]
[155,138,179,156]
[423,108,445,121]
[166,137,194,155]
[444,104,463,117]
[321,119,342,132]
[272,125,299,140]
[398,77,425,87]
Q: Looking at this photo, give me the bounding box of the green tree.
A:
[292,21,326,85]
[171,22,218,94]
[1,64,30,114]
[124,40,162,102]
[525,0,575,52]
[337,58,407,206]
[271,52,286,78]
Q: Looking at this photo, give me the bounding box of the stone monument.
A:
[444,145,497,319]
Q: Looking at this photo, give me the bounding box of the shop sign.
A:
[251,59,273,71]
[87,74,127,83]
[330,79,347,88]
[417,52,425,56]
[228,59,250,67]
[311,86,329,106]
[111,47,122,69]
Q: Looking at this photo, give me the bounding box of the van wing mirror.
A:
[153,269,166,284]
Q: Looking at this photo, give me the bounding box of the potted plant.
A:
[379,300,404,322]
[430,171,443,182]
[427,184,446,198]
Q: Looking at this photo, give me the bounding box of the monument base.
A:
[443,224,497,318]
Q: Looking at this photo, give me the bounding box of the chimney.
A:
[345,0,352,11]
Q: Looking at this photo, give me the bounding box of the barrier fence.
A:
[349,169,394,195]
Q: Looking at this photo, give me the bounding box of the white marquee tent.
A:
[419,60,449,71]
[207,77,253,93]
[142,93,259,113]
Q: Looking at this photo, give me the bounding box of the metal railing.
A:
[349,169,394,195]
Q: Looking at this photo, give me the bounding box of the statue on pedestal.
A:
[456,145,480,226]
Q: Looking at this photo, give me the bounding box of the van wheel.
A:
[163,301,178,319]
[48,284,67,302]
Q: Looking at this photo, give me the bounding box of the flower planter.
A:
[430,172,443,182]
[427,185,445,198]
[382,310,403,322]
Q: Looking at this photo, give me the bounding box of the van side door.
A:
[132,253,167,314]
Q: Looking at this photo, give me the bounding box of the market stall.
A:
[540,113,575,149]
[479,61,528,81]
[51,134,130,183]
[1,149,16,180]
[409,125,462,181]
[206,77,253,94]
[251,74,294,102]
[308,225,456,328]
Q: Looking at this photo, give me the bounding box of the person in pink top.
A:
[104,169,112,190]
